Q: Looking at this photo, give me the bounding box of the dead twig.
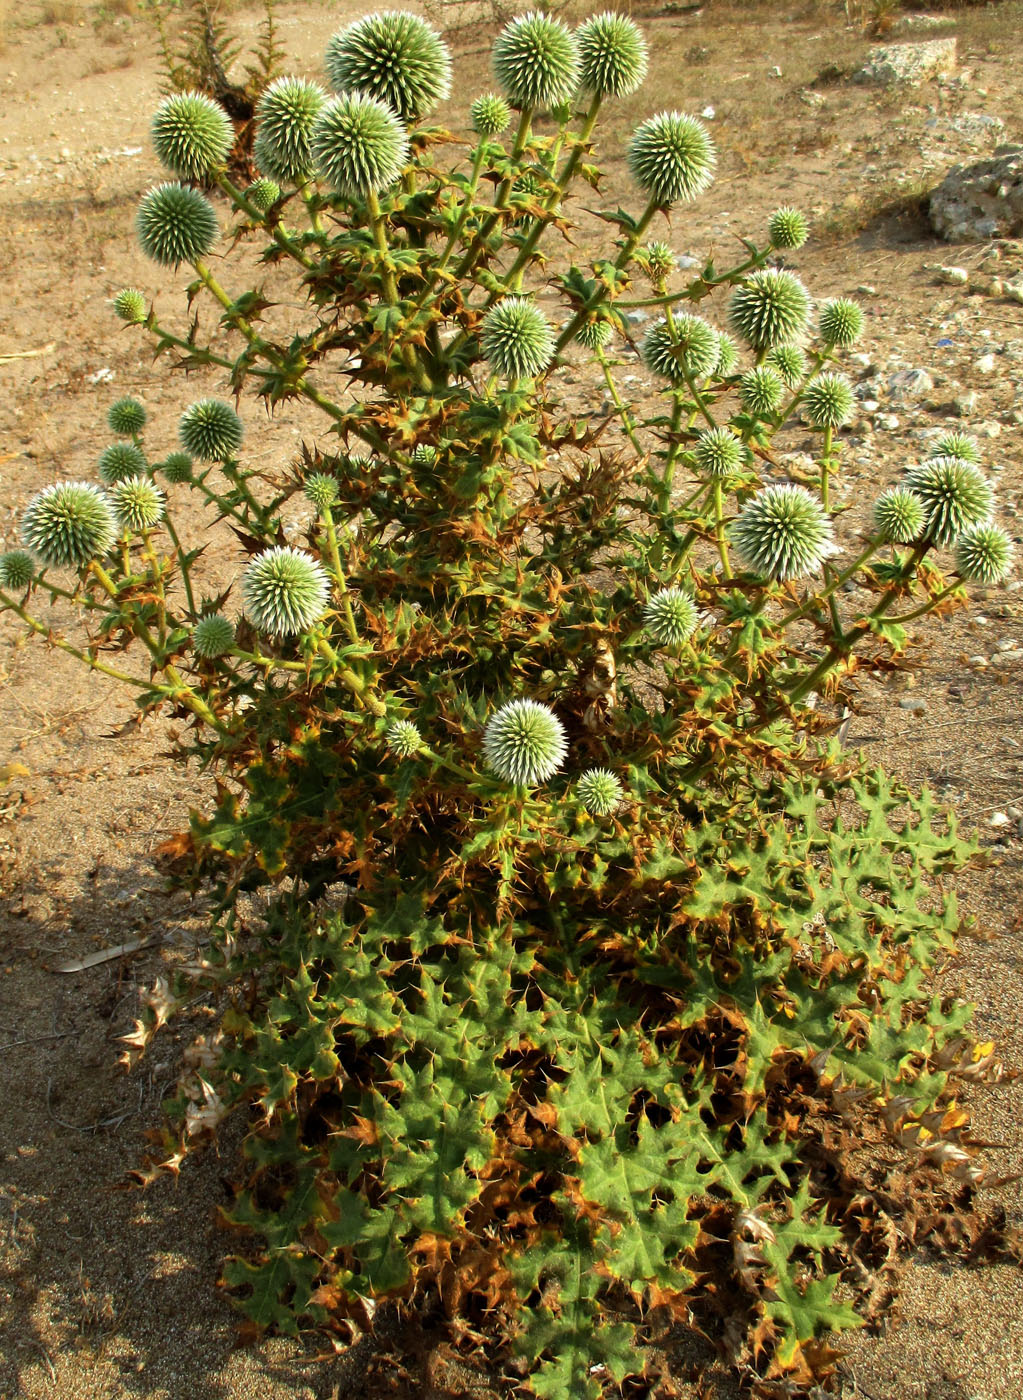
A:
[0,341,56,364]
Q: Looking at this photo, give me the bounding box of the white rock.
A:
[889,367,935,400]
[898,696,927,712]
[854,39,957,88]
[988,811,1011,827]
[937,265,970,285]
[974,352,998,374]
[995,638,1019,651]
[875,413,901,430]
[968,654,989,667]
[701,105,716,120]
[954,390,980,416]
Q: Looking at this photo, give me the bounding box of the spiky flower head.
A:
[640,314,718,383]
[107,397,147,437]
[325,11,452,124]
[576,768,624,816]
[136,183,219,268]
[904,456,994,547]
[955,522,1014,584]
[246,177,281,211]
[644,240,675,282]
[112,287,146,324]
[386,720,423,758]
[242,546,330,638]
[740,365,784,417]
[873,487,925,544]
[304,472,341,511]
[481,297,555,379]
[643,587,699,647]
[818,297,863,348]
[161,452,194,484]
[713,332,739,377]
[803,372,855,429]
[482,698,568,786]
[765,342,807,385]
[729,269,811,350]
[411,444,437,465]
[311,92,409,197]
[192,614,236,660]
[731,484,836,581]
[694,426,745,478]
[151,91,233,180]
[577,12,648,98]
[576,317,614,350]
[492,11,580,112]
[932,430,981,465]
[111,476,165,534]
[627,110,715,206]
[0,550,36,590]
[767,206,809,250]
[179,399,244,462]
[98,442,148,485]
[254,77,326,186]
[20,482,115,570]
[471,93,511,137]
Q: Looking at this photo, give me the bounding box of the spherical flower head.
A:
[254,77,326,186]
[325,11,452,123]
[411,444,437,465]
[20,482,116,570]
[193,613,236,659]
[161,452,194,484]
[311,92,409,197]
[242,546,330,638]
[386,720,423,758]
[803,372,855,429]
[576,768,624,816]
[493,11,580,112]
[955,522,1014,584]
[644,586,699,647]
[136,183,219,268]
[767,206,808,250]
[627,110,715,207]
[729,269,811,351]
[932,430,980,465]
[818,297,863,348]
[480,297,555,379]
[577,12,648,99]
[731,484,836,581]
[765,342,807,385]
[904,456,994,548]
[640,315,718,383]
[740,365,784,417]
[643,240,675,283]
[98,442,148,485]
[482,698,567,787]
[246,177,281,211]
[694,426,745,478]
[111,475,165,534]
[0,550,36,590]
[107,397,147,437]
[112,287,146,324]
[471,93,511,137]
[304,472,341,511]
[713,332,739,377]
[576,317,614,351]
[151,91,233,180]
[873,487,924,545]
[179,399,244,462]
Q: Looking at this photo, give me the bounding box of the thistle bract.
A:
[644,587,699,647]
[107,397,147,437]
[411,444,437,466]
[324,11,452,124]
[803,372,855,429]
[304,473,341,511]
[640,315,718,383]
[740,366,784,417]
[818,297,863,348]
[932,430,981,465]
[254,77,326,186]
[193,614,236,659]
[20,482,115,570]
[112,287,146,324]
[576,768,624,816]
[161,452,194,484]
[492,11,580,112]
[0,550,36,590]
[151,91,233,180]
[246,177,281,211]
[768,206,809,249]
[627,110,715,206]
[471,93,511,137]
[136,183,219,268]
[311,93,409,197]
[386,720,423,758]
[729,269,811,350]
[874,487,924,544]
[111,476,165,534]
[731,484,835,581]
[765,343,807,385]
[955,522,1014,584]
[242,546,330,638]
[694,426,744,478]
[480,298,555,379]
[482,698,567,787]
[179,400,244,462]
[98,442,148,485]
[905,456,994,547]
[576,12,648,99]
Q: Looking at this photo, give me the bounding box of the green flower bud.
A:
[576,767,624,816]
[311,92,410,197]
[482,698,567,786]
[151,91,233,180]
[136,183,219,268]
[254,77,326,186]
[873,487,925,544]
[643,586,699,647]
[767,206,809,250]
[493,12,581,112]
[643,240,675,282]
[98,442,148,485]
[955,522,1014,584]
[480,297,555,379]
[931,430,980,465]
[161,452,194,484]
[728,269,811,351]
[179,400,244,462]
[246,177,281,211]
[765,342,807,385]
[694,426,745,477]
[640,314,718,383]
[739,365,784,417]
[627,110,715,206]
[192,613,236,659]
[242,545,330,637]
[905,456,994,547]
[471,93,511,137]
[411,444,437,465]
[386,720,423,758]
[0,550,36,590]
[576,318,614,350]
[818,297,863,348]
[107,397,147,437]
[111,475,165,534]
[304,472,340,511]
[325,11,452,124]
[803,372,855,429]
[20,482,116,570]
[112,287,147,324]
[730,484,836,581]
[576,12,648,99]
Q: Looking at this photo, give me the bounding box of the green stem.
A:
[216,173,316,270]
[320,506,360,645]
[712,478,732,578]
[0,591,159,690]
[596,348,643,456]
[553,196,661,357]
[820,424,833,511]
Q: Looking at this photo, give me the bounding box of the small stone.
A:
[768,65,782,78]
[862,398,880,412]
[701,105,716,120]
[854,38,957,88]
[855,284,877,296]
[974,352,998,374]
[624,310,649,327]
[968,654,989,667]
[977,419,1002,438]
[898,696,927,713]
[987,811,1011,827]
[937,265,969,285]
[990,649,1023,666]
[875,413,900,430]
[888,367,934,400]
[995,638,1019,651]
[954,390,980,416]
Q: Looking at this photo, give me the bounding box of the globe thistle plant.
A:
[576,768,624,816]
[713,333,739,377]
[765,343,807,385]
[179,400,244,462]
[694,426,745,478]
[492,11,580,112]
[254,78,326,187]
[161,452,194,484]
[740,365,784,417]
[731,484,836,581]
[111,476,165,534]
[955,522,1014,584]
[20,482,116,570]
[304,473,341,512]
[192,614,236,660]
[246,177,281,211]
[803,372,855,429]
[98,442,148,485]
[818,298,863,348]
[0,550,36,590]
[640,315,718,383]
[471,93,511,138]
[643,241,675,283]
[627,111,715,206]
[107,397,147,437]
[311,93,410,198]
[136,183,219,268]
[325,11,452,124]
[112,287,146,324]
[151,91,233,181]
[576,318,614,351]
[576,12,648,99]
[242,546,330,638]
[729,269,811,351]
[905,456,994,548]
[386,720,424,759]
[644,587,699,647]
[873,487,924,545]
[767,207,809,250]
[932,430,981,465]
[481,298,555,379]
[481,698,568,787]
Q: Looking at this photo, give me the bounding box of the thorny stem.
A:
[595,348,643,457]
[319,506,360,645]
[217,173,316,270]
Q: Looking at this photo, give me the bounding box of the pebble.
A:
[968,655,989,667]
[974,352,998,374]
[862,398,880,412]
[987,811,1011,828]
[937,265,969,285]
[995,638,1019,651]
[898,696,927,713]
[990,649,1023,666]
[875,413,900,430]
[977,420,1002,438]
[954,390,980,416]
[888,367,934,400]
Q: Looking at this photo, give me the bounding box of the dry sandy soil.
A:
[0,1,1022,1397]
